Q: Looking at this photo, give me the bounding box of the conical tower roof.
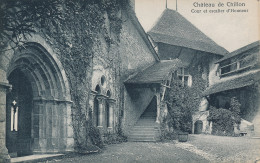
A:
[148,9,228,55]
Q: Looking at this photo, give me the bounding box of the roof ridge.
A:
[148,9,228,55]
[148,9,169,32]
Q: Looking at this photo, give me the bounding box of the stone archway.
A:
[3,42,74,157]
[194,120,203,134]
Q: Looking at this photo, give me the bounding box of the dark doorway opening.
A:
[6,69,33,157]
[94,98,99,126]
[194,120,203,134]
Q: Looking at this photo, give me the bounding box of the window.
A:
[177,68,191,87]
[94,98,99,126]
[11,100,18,131]
[219,52,258,76]
[101,76,106,86]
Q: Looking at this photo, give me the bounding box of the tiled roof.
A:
[202,70,260,96]
[125,59,182,84]
[148,9,228,55]
[215,41,260,63]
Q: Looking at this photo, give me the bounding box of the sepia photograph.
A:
[0,0,259,162]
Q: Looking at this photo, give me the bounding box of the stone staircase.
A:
[128,111,160,142]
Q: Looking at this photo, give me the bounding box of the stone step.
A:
[128,111,159,142]
[136,122,156,125]
[128,133,156,137]
[130,131,157,135]
[130,129,159,132]
[132,125,157,128]
[128,137,159,142]
[131,129,158,133]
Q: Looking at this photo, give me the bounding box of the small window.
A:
[11,100,18,131]
[177,68,191,87]
[101,76,106,86]
[95,85,101,94]
[106,90,111,98]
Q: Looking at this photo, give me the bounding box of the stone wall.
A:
[0,5,158,160]
[119,11,156,81]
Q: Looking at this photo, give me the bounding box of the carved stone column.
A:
[0,82,12,163]
[96,95,106,127]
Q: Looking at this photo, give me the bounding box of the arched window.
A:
[106,90,111,98]
[101,76,106,86]
[95,85,101,94]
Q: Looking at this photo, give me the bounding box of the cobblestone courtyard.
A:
[42,135,260,163]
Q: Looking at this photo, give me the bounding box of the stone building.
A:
[0,1,163,161]
[203,41,260,136]
[147,9,228,134]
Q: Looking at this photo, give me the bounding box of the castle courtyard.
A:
[30,135,260,163]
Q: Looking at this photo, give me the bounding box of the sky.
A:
[135,0,259,52]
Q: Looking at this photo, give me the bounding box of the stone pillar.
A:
[64,102,74,152]
[89,91,97,120]
[107,99,116,132]
[96,95,106,127]
[31,99,44,153]
[0,82,11,163]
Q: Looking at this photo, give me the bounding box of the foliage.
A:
[0,0,63,50]
[230,97,241,124]
[207,98,241,136]
[87,112,104,148]
[207,107,235,136]
[165,78,206,133]
[160,116,178,140]
[103,132,127,144]
[1,0,127,149]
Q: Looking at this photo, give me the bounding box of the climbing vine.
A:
[207,97,241,136]
[162,58,208,139]
[1,0,128,150]
[39,0,126,150]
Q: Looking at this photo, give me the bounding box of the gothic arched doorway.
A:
[5,42,73,156]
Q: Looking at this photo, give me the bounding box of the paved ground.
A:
[42,135,260,163]
[178,135,260,162]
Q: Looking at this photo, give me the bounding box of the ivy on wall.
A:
[1,0,128,151]
[162,59,208,139]
[40,0,126,150]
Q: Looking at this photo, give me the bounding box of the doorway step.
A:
[11,154,64,163]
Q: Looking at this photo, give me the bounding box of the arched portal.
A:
[194,120,203,134]
[5,42,73,156]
